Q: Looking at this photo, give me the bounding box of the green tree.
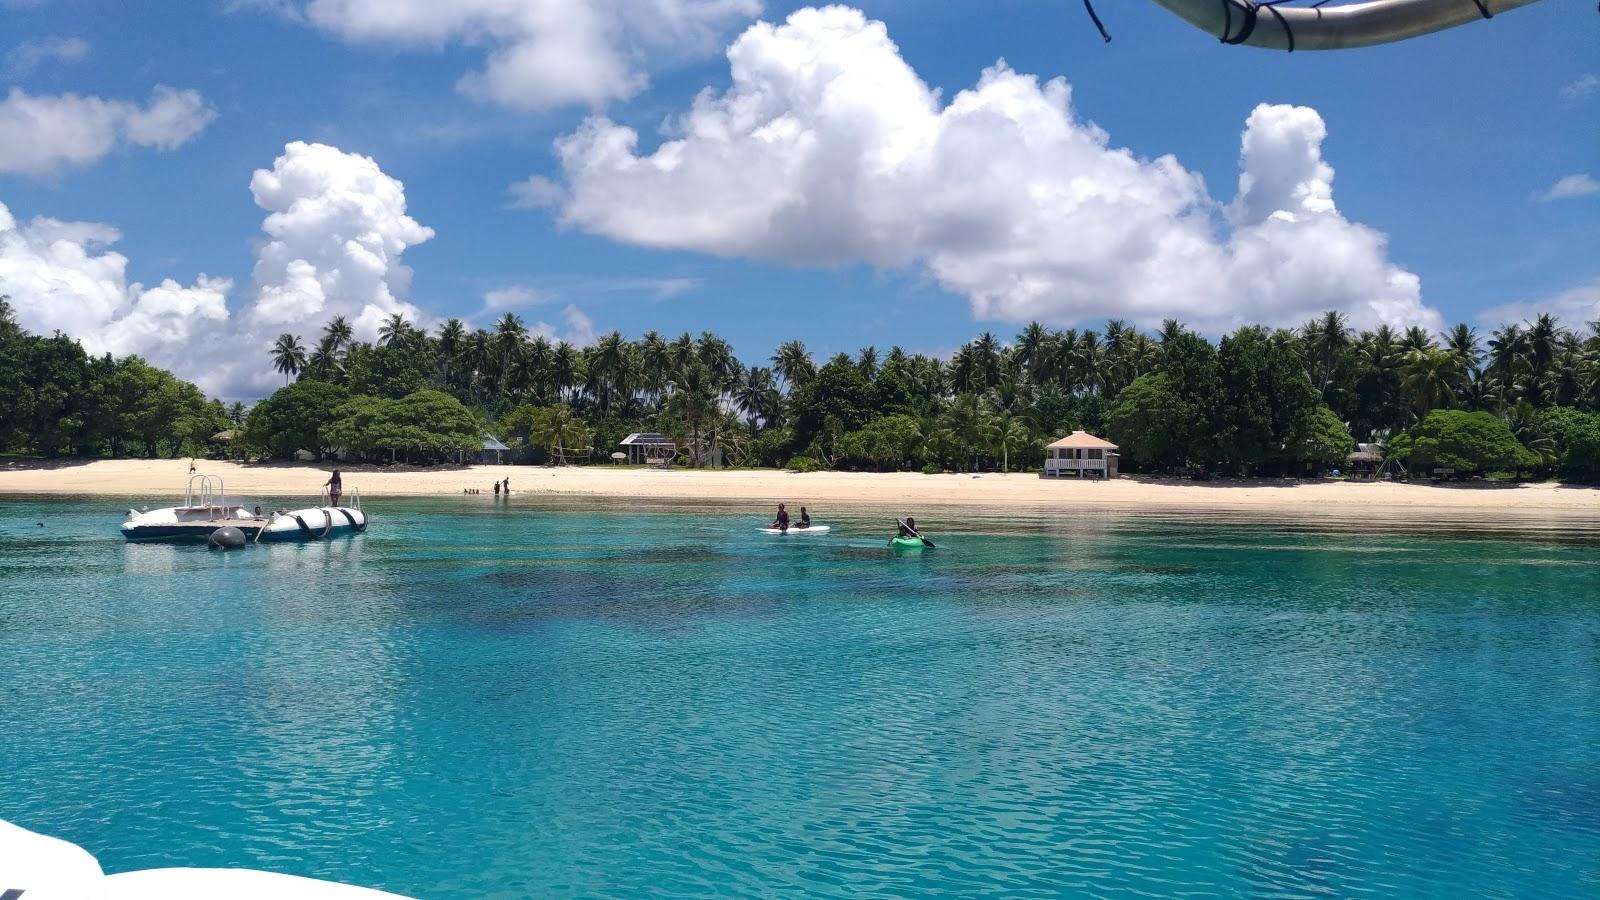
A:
[1105,373,1194,470]
[1388,410,1538,475]
[344,344,425,399]
[1294,405,1356,470]
[1215,325,1319,471]
[242,380,352,458]
[787,356,875,453]
[271,333,307,385]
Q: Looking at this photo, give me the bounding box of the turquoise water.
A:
[3,498,1599,897]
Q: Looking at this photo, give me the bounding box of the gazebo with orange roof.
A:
[1043,430,1119,479]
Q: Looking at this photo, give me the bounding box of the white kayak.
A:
[760,525,830,535]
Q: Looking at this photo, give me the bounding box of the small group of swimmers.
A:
[464,478,513,496]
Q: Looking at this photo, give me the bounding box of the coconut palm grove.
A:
[6,293,1600,481]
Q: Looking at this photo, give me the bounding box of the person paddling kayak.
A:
[771,503,791,534]
[891,516,935,549]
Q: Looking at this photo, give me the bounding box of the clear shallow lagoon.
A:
[3,498,1598,897]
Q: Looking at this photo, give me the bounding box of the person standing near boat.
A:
[324,470,342,507]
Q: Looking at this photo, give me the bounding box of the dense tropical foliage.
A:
[12,291,1600,480]
[0,297,235,458]
[242,308,1600,479]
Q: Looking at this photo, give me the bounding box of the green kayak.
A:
[890,536,928,551]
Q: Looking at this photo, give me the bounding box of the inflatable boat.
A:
[257,504,368,542]
[121,474,369,544]
[121,475,262,542]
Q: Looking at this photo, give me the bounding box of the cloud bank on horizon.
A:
[540,6,1439,335]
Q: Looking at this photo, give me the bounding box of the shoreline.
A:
[3,459,1598,520]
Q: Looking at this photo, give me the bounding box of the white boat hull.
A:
[760,525,830,535]
[121,506,261,543]
[259,506,368,542]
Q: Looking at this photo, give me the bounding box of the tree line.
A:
[0,298,237,458]
[7,288,1600,480]
[253,308,1600,479]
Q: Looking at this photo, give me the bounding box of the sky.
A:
[0,0,1595,400]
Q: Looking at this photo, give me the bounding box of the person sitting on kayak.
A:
[897,516,920,538]
[771,503,790,533]
[796,507,811,529]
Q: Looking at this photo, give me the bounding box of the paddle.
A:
[893,517,936,549]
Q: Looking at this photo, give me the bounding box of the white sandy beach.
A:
[3,458,1597,519]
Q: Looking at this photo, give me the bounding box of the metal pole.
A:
[1147,0,1545,51]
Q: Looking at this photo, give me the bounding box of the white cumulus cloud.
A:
[271,0,760,111]
[1535,174,1600,202]
[540,6,1439,335]
[0,201,233,368]
[246,141,435,342]
[1,141,438,398]
[0,86,215,176]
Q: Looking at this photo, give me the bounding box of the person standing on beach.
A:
[502,477,510,494]
[494,480,501,497]
[324,470,342,507]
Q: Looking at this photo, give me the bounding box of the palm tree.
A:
[637,331,673,402]
[857,345,879,379]
[308,334,343,381]
[1014,321,1050,383]
[696,332,737,389]
[1443,323,1480,381]
[1302,310,1353,401]
[992,413,1032,473]
[550,341,583,400]
[378,313,412,349]
[947,345,979,395]
[323,315,354,355]
[271,333,306,384]
[494,313,527,397]
[733,366,781,432]
[529,404,591,462]
[1527,313,1564,377]
[1400,347,1459,416]
[586,331,633,413]
[772,340,815,392]
[664,361,720,467]
[1487,324,1529,384]
[436,318,467,386]
[1074,330,1108,396]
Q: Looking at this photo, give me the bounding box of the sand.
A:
[3,459,1597,523]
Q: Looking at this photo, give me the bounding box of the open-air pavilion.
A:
[1043,431,1120,479]
[619,432,678,466]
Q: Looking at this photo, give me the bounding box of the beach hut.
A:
[1345,443,1384,479]
[1043,431,1119,479]
[481,435,510,465]
[619,432,677,466]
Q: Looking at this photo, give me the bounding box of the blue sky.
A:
[0,1,1595,398]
